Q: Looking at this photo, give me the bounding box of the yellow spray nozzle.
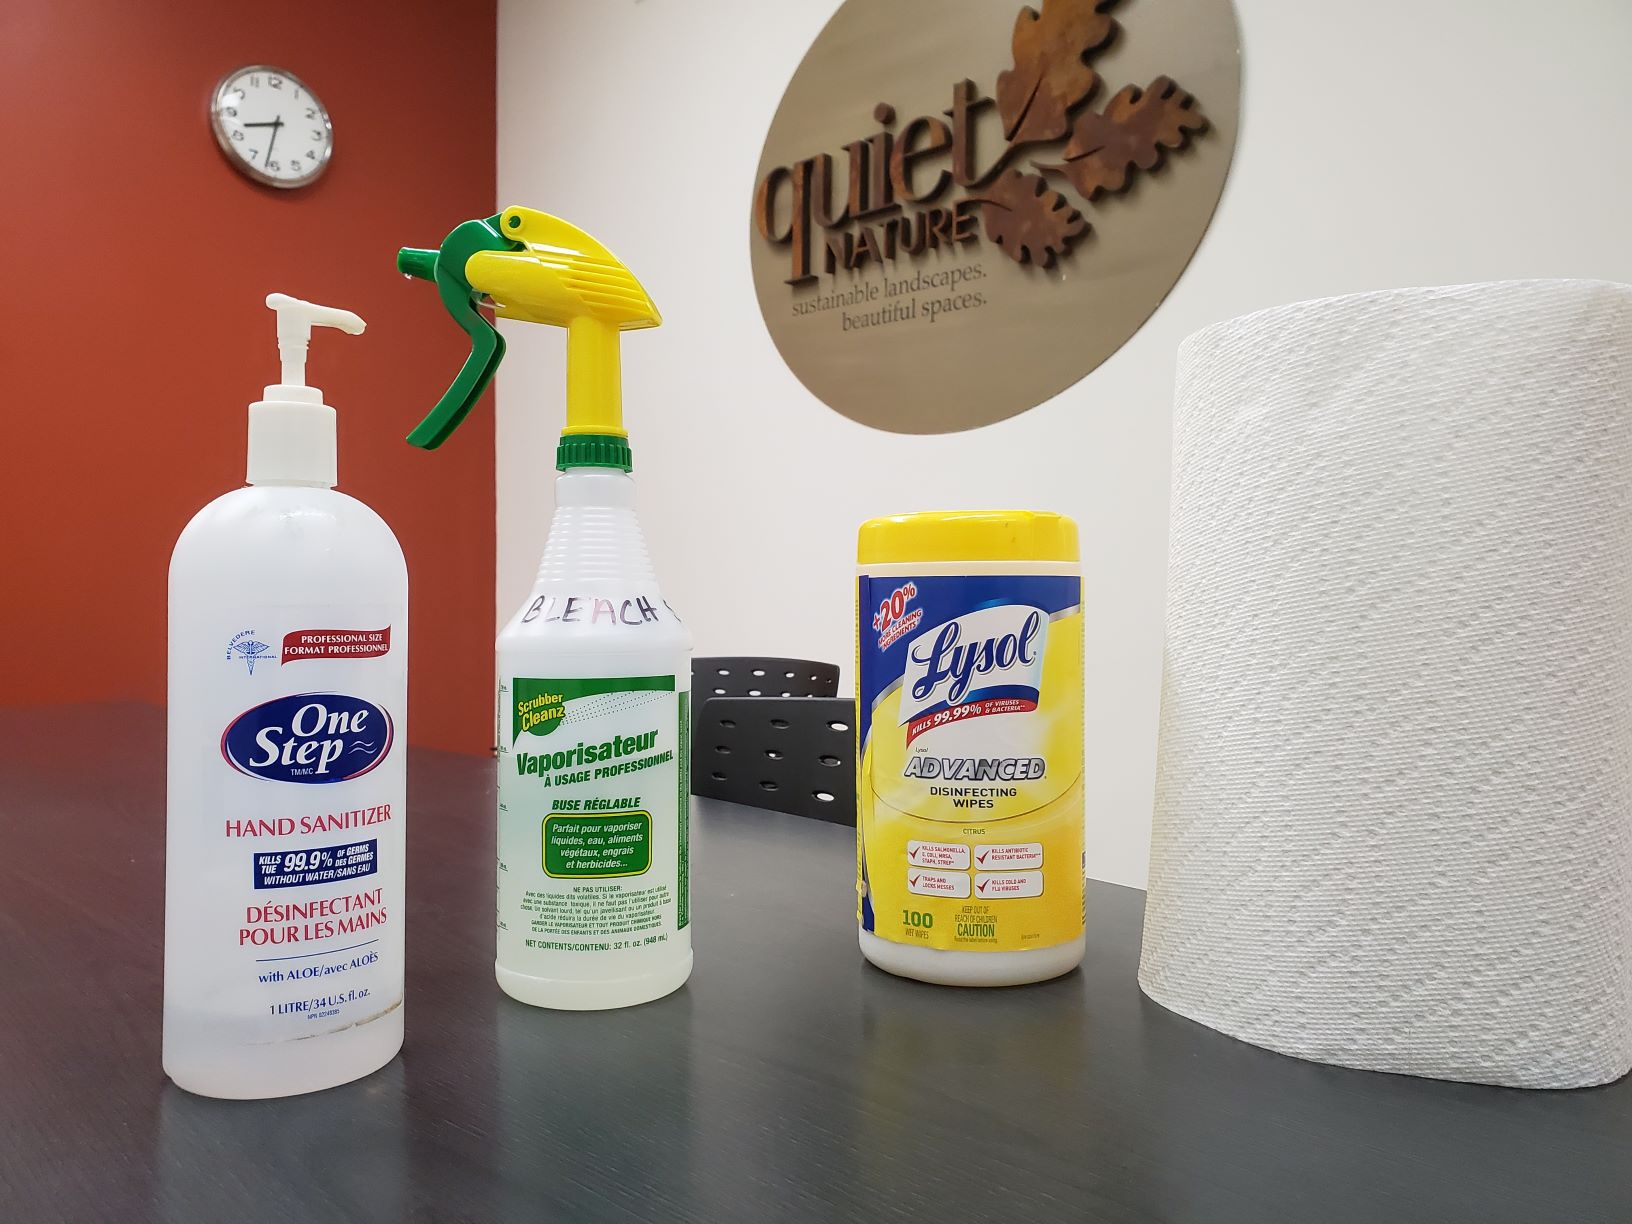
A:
[473,208,661,330]
[466,207,660,441]
[399,206,659,467]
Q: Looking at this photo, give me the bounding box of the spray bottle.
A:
[166,294,407,1097]
[400,207,691,1010]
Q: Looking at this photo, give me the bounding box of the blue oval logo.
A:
[221,693,393,784]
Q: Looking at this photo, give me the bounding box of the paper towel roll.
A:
[1139,280,1632,1089]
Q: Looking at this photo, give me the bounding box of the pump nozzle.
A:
[397,206,660,469]
[265,292,366,400]
[247,292,366,489]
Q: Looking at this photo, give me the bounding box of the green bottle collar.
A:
[557,432,632,472]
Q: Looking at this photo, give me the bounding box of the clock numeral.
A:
[248,74,260,87]
[305,149,317,160]
[223,106,237,118]
[231,130,244,141]
[310,129,324,141]
[267,159,281,171]
[268,75,284,89]
[305,108,318,120]
[248,148,259,161]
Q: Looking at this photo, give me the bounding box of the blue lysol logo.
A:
[221,693,393,784]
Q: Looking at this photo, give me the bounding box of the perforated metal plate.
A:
[691,696,856,826]
[693,657,840,700]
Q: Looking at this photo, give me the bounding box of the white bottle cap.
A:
[247,293,366,487]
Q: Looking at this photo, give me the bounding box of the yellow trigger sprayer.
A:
[398,205,660,469]
[397,207,694,1011]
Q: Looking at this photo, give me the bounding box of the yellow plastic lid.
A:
[857,510,1079,564]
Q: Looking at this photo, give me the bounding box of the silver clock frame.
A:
[209,64,333,190]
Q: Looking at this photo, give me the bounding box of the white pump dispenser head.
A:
[247,293,366,488]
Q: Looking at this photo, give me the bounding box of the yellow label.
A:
[856,573,1083,952]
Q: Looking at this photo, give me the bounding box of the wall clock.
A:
[209,65,332,189]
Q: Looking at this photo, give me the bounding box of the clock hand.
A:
[264,116,283,162]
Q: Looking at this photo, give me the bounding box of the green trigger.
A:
[398,214,523,450]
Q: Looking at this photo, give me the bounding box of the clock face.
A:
[210,65,332,188]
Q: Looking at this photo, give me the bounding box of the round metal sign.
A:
[750,0,1241,433]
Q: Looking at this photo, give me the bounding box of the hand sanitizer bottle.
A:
[164,294,408,1098]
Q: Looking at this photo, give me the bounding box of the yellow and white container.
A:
[856,512,1085,986]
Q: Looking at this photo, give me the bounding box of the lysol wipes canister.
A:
[856,511,1085,986]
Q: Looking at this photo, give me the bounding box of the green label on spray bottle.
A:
[498,675,689,963]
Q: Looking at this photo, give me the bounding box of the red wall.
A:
[0,0,496,753]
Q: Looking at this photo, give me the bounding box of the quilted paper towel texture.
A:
[1139,280,1632,1089]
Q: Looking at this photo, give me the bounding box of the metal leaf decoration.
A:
[976,170,1089,267]
[995,0,1119,145]
[1038,76,1209,201]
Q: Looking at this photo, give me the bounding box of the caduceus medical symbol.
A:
[231,638,272,675]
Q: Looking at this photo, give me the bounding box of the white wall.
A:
[497,0,1632,887]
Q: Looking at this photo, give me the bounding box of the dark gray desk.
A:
[2,706,1628,1223]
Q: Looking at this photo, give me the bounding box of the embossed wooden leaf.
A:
[978,169,1089,267]
[995,0,1118,145]
[1040,76,1209,201]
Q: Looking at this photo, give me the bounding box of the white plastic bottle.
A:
[164,294,408,1099]
[398,206,692,1008]
[495,467,693,1009]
